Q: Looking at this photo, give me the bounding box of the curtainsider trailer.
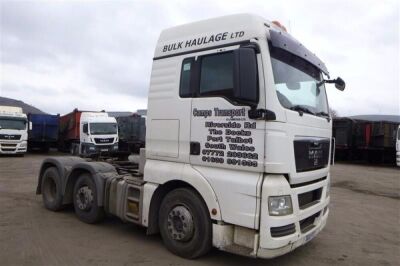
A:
[28,113,59,152]
[36,14,345,259]
[58,109,119,156]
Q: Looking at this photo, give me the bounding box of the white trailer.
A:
[0,106,29,155]
[36,14,345,259]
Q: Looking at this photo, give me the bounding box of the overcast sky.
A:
[1,0,399,116]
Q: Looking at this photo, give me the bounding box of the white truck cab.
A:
[78,112,119,155]
[37,14,345,259]
[0,106,29,155]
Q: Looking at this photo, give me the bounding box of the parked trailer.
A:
[58,109,119,156]
[36,14,346,259]
[116,114,146,154]
[28,114,59,152]
[332,118,356,160]
[333,118,399,164]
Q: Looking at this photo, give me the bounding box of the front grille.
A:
[1,143,17,147]
[270,223,296,237]
[94,138,114,144]
[298,188,322,209]
[294,138,330,172]
[0,134,21,140]
[300,211,320,233]
[1,148,16,152]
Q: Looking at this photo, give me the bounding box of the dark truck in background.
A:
[28,114,59,152]
[115,114,145,154]
[333,117,399,164]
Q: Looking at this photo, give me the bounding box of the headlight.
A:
[89,146,96,150]
[268,196,293,216]
[20,142,27,148]
[113,144,119,150]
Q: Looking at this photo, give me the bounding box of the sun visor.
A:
[269,30,329,76]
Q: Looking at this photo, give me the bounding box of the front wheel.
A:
[159,188,212,259]
[73,173,105,224]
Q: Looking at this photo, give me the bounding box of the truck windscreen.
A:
[270,47,329,115]
[0,117,27,130]
[90,123,117,135]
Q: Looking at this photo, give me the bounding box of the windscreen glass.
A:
[90,123,117,135]
[0,118,27,130]
[270,47,329,115]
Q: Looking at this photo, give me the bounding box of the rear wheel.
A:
[70,144,79,156]
[41,167,63,211]
[73,173,105,223]
[159,188,212,259]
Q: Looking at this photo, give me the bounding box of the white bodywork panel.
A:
[147,119,179,158]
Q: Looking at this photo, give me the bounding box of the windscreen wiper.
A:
[289,105,315,116]
[315,111,331,121]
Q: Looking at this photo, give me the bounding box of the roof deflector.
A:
[269,30,329,76]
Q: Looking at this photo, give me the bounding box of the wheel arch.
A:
[145,161,222,235]
[63,162,118,206]
[36,156,85,195]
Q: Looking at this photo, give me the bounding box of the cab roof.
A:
[154,13,328,75]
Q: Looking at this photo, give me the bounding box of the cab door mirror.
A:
[334,77,346,91]
[83,123,88,134]
[233,47,259,107]
[28,122,32,130]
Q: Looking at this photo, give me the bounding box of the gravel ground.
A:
[0,153,399,266]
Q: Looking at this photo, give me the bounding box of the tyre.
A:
[70,145,75,155]
[41,167,63,211]
[159,188,212,259]
[73,173,105,224]
[70,144,79,156]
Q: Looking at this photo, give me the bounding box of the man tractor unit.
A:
[36,14,345,259]
[0,106,29,155]
[58,109,119,156]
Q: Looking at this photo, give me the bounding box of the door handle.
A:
[190,141,200,155]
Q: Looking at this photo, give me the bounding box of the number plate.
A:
[101,149,108,152]
[305,230,317,243]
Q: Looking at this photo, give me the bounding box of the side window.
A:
[179,58,194,97]
[200,52,234,95]
[179,51,239,100]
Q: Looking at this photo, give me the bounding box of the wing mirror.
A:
[334,77,346,91]
[318,77,346,91]
[83,123,88,134]
[233,47,259,107]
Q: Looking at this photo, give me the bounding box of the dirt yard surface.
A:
[0,153,399,266]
